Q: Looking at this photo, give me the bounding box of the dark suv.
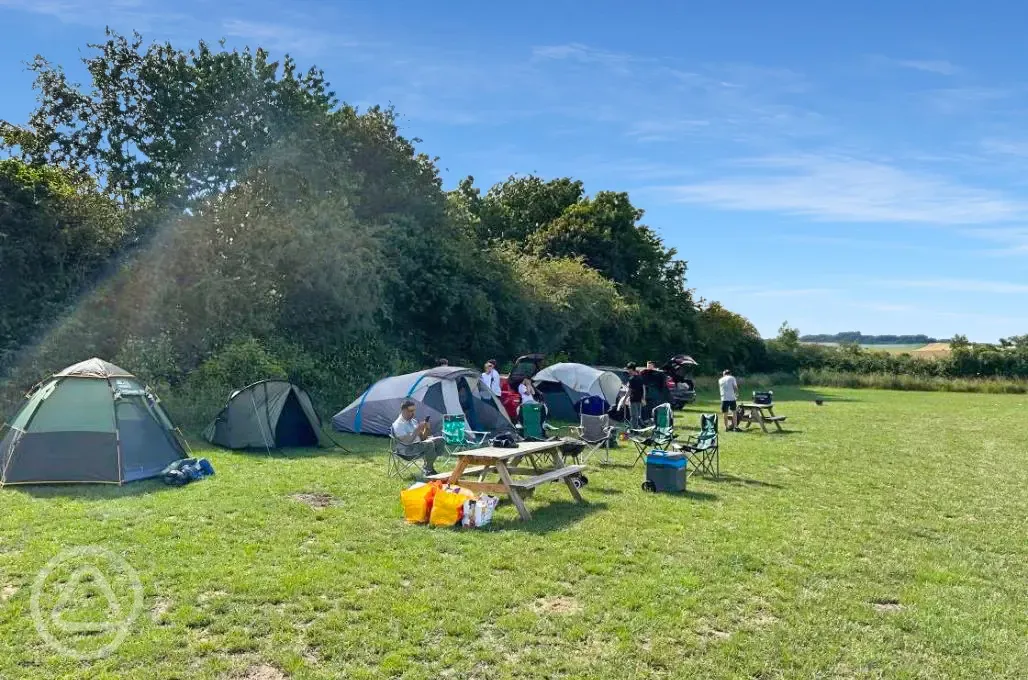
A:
[662,354,698,409]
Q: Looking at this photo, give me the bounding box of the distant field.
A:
[805,343,928,354]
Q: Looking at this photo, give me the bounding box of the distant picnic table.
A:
[738,402,787,433]
[429,440,585,521]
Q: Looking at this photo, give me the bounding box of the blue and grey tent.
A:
[332,367,514,437]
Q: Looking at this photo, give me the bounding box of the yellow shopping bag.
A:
[429,486,467,527]
[401,481,440,524]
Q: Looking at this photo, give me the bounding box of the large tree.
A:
[1,30,333,211]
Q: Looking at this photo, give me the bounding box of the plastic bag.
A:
[429,486,468,527]
[401,481,440,524]
[461,495,500,528]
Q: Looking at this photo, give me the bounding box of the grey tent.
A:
[203,380,329,450]
[333,367,514,436]
[0,358,188,486]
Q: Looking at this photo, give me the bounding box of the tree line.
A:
[1,32,1025,427]
[798,332,942,345]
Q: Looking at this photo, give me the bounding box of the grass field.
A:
[804,343,930,354]
[1,388,1026,679]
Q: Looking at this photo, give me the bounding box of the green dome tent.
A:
[203,380,330,451]
[0,358,188,486]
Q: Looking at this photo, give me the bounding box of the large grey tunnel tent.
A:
[0,358,188,486]
[204,380,329,450]
[332,366,514,436]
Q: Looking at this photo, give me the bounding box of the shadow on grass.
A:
[768,388,861,404]
[708,474,785,490]
[491,499,609,533]
[596,461,641,471]
[7,478,181,499]
[195,429,387,459]
[731,428,804,436]
[639,488,720,502]
[585,485,624,496]
[217,445,380,460]
[685,387,861,406]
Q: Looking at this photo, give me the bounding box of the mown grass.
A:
[694,371,1028,395]
[1,388,1026,679]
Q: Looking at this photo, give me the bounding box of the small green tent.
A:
[0,358,188,486]
[203,380,329,450]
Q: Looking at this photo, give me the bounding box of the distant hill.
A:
[799,332,943,345]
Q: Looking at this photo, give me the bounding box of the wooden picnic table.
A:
[738,402,787,433]
[429,440,585,521]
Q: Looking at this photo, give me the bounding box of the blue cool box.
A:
[645,451,686,468]
[645,450,687,492]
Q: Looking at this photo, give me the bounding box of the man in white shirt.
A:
[391,399,445,476]
[481,360,501,397]
[718,369,740,431]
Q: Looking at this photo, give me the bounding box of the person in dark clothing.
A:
[626,363,645,428]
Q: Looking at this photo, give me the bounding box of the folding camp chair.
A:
[678,413,720,478]
[570,413,614,464]
[627,402,676,467]
[387,435,429,479]
[442,414,488,457]
[516,402,560,441]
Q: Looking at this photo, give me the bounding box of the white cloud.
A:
[221,19,357,56]
[860,302,915,313]
[665,154,1027,225]
[881,279,1028,294]
[627,118,711,142]
[709,286,837,298]
[531,43,637,72]
[0,0,188,31]
[924,87,1017,114]
[981,138,1028,157]
[892,59,962,76]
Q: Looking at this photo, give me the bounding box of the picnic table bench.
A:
[428,440,585,521]
[738,402,787,433]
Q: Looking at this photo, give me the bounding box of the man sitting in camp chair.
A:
[391,399,446,477]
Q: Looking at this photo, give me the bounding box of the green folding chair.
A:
[442,414,488,457]
[627,402,676,466]
[679,413,719,478]
[517,402,560,441]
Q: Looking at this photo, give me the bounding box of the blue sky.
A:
[2,0,1027,341]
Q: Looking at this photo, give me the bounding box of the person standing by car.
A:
[626,363,645,428]
[481,360,501,397]
[718,369,740,431]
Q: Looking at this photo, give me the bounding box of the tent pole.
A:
[251,392,273,455]
[0,423,13,485]
[264,382,275,450]
[109,379,124,485]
